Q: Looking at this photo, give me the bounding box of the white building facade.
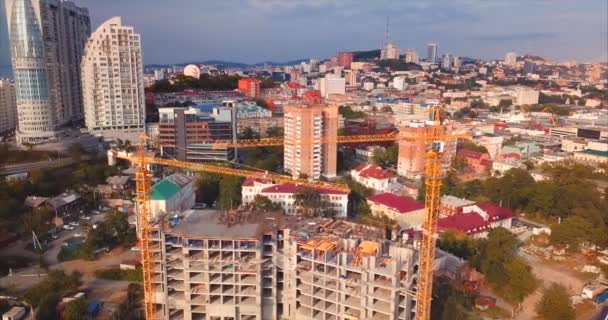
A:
[81,17,145,141]
[0,80,18,133]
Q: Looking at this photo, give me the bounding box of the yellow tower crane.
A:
[123,104,469,319]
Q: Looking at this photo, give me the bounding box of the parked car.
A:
[63,225,74,230]
[69,222,79,226]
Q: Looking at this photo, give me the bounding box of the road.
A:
[0,158,75,175]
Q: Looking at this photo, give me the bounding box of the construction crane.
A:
[113,135,352,320]
[121,103,468,319]
[415,108,470,320]
[541,106,560,127]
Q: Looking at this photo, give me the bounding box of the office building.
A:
[337,52,354,69]
[159,106,234,162]
[319,75,346,98]
[149,209,422,320]
[6,0,91,144]
[0,79,18,133]
[452,56,461,70]
[427,43,438,62]
[397,123,457,179]
[504,52,517,68]
[284,102,338,179]
[393,76,407,91]
[404,48,418,63]
[238,78,261,99]
[380,43,400,60]
[507,86,539,105]
[81,17,145,141]
[441,54,453,70]
[523,61,537,75]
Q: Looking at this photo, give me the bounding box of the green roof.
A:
[151,179,181,200]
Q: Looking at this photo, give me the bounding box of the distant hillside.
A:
[353,49,380,61]
[146,58,309,69]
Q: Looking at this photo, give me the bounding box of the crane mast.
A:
[135,137,156,320]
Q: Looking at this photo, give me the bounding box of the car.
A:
[92,210,100,215]
[74,232,84,237]
[69,222,79,226]
[51,234,59,240]
[131,246,140,252]
[63,225,74,230]
[80,216,91,221]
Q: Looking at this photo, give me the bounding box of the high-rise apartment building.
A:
[238,78,261,99]
[427,43,438,63]
[319,75,346,98]
[0,80,18,133]
[380,43,400,60]
[453,56,461,70]
[284,102,338,179]
[397,123,457,178]
[441,54,453,70]
[6,0,90,144]
[81,17,145,141]
[337,52,354,69]
[404,48,418,63]
[149,209,422,320]
[159,106,234,162]
[504,52,517,68]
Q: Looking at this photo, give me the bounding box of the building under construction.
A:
[147,209,458,320]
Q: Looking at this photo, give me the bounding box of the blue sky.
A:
[1,0,607,66]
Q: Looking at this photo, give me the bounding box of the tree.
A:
[196,173,220,207]
[370,146,398,168]
[36,293,59,320]
[536,283,575,320]
[501,258,537,304]
[266,126,284,137]
[294,188,335,218]
[218,176,243,209]
[63,298,87,320]
[239,127,260,140]
[25,270,81,307]
[338,106,366,119]
[459,140,488,153]
[251,195,280,212]
[380,106,393,113]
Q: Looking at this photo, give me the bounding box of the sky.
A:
[0,0,607,67]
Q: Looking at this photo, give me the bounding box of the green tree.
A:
[218,176,243,209]
[239,127,260,140]
[338,106,366,119]
[536,283,575,320]
[437,230,480,260]
[266,126,284,137]
[196,173,220,207]
[370,146,398,168]
[25,270,81,307]
[36,293,59,320]
[502,258,538,304]
[63,298,88,320]
[251,195,280,212]
[294,188,335,217]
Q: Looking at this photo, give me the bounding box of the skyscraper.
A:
[504,52,517,68]
[0,80,18,133]
[442,54,453,70]
[453,56,461,70]
[404,48,418,63]
[81,17,145,141]
[427,43,438,62]
[284,102,338,179]
[6,0,90,144]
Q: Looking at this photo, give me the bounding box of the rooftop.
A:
[151,173,194,200]
[261,183,348,195]
[367,193,424,213]
[578,149,608,157]
[352,164,397,180]
[441,195,475,208]
[438,213,490,235]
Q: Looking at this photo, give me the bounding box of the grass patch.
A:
[95,267,142,282]
[0,255,34,276]
[58,246,93,262]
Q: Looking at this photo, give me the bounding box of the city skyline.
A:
[1,0,607,67]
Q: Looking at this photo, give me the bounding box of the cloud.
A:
[469,32,556,42]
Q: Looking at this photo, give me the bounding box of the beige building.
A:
[0,80,18,134]
[6,0,90,144]
[81,17,145,141]
[284,102,338,179]
[150,209,422,320]
[397,123,456,179]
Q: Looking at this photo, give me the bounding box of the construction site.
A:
[145,208,464,320]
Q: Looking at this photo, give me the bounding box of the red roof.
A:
[261,183,348,195]
[496,153,521,160]
[353,164,396,180]
[243,178,271,187]
[438,213,491,235]
[476,202,514,221]
[457,149,485,160]
[367,193,424,214]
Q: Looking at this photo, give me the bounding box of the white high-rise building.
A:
[505,52,517,68]
[319,75,346,98]
[6,0,91,144]
[0,80,18,133]
[442,54,453,70]
[81,17,145,141]
[381,43,401,60]
[427,43,438,62]
[453,56,461,70]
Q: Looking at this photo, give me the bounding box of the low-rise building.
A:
[457,149,493,174]
[438,202,513,238]
[149,173,196,219]
[241,179,348,217]
[574,149,608,164]
[561,137,587,152]
[350,164,398,193]
[367,193,425,228]
[492,158,527,176]
[439,195,475,217]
